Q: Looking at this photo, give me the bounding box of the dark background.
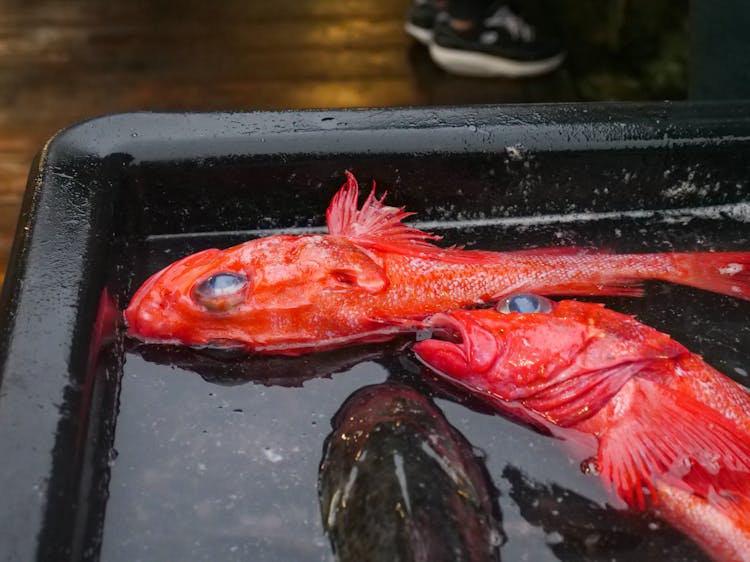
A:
[0,0,691,283]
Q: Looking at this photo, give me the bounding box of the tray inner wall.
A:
[90,144,750,561]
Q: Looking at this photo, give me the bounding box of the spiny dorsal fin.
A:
[325,173,627,268]
[326,172,441,249]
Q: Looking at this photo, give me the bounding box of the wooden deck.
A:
[0,0,687,284]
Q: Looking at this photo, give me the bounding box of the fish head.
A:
[413,295,687,401]
[125,234,389,352]
[320,382,503,558]
[331,383,453,441]
[413,297,593,396]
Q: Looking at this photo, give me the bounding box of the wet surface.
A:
[96,207,750,561]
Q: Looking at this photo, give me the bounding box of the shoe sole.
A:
[429,43,565,78]
[405,22,433,45]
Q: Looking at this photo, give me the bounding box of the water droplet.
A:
[584,533,601,548]
[546,531,564,545]
[505,145,525,161]
[108,448,119,466]
[489,528,506,547]
[263,448,283,463]
[580,457,600,475]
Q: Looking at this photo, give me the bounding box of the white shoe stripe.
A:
[429,43,565,78]
[404,22,434,46]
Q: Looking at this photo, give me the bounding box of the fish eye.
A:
[193,272,248,312]
[497,293,553,314]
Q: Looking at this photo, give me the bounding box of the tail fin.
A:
[672,252,750,300]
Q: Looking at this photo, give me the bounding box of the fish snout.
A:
[124,249,223,342]
[124,287,177,341]
[124,276,186,341]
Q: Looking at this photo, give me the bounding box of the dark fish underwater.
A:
[318,382,503,562]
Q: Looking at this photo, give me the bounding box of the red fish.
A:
[413,295,750,561]
[125,172,750,355]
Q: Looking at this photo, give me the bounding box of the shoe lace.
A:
[484,5,536,43]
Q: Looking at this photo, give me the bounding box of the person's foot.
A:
[429,2,565,78]
[405,0,445,45]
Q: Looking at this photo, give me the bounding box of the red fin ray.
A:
[598,378,750,511]
[326,171,441,249]
[675,463,750,521]
[326,173,605,264]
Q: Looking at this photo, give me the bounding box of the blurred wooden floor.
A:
[4,0,675,285]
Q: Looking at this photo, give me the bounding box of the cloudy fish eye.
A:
[193,272,248,312]
[497,293,553,314]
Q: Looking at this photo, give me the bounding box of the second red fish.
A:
[413,296,750,562]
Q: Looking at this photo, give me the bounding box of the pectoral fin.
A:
[597,378,750,511]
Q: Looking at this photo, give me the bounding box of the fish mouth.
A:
[418,314,466,345]
[124,268,165,334]
[413,313,471,370]
[414,312,498,374]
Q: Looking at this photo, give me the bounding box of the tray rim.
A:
[2,101,750,561]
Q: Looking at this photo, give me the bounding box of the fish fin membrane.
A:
[671,252,750,301]
[598,377,750,512]
[326,173,603,263]
[326,172,441,249]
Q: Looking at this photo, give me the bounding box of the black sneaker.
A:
[429,2,565,78]
[405,0,440,45]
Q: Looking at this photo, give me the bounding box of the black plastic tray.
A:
[1,104,749,561]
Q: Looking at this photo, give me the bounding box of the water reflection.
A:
[502,466,706,561]
[318,382,504,562]
[127,338,409,387]
[123,341,710,561]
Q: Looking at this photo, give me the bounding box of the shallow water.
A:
[97,208,750,561]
